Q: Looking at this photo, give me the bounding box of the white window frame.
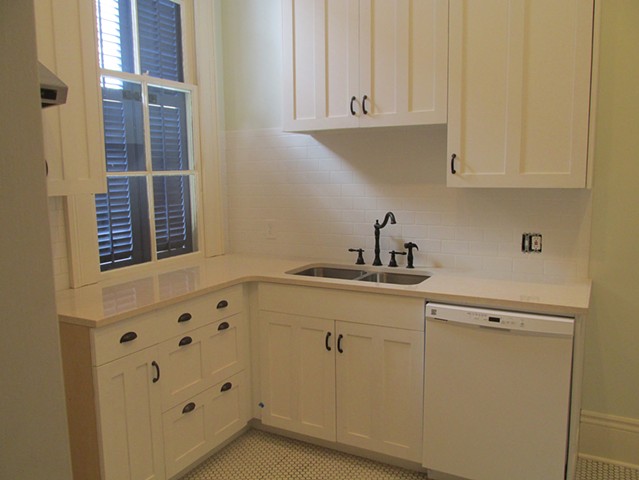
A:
[66,0,224,288]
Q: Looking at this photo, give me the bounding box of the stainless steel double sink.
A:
[288,265,430,285]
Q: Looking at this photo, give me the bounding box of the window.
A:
[94,0,198,271]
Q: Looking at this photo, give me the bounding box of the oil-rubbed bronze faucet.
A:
[373,212,396,266]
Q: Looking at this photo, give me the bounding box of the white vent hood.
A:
[38,62,68,108]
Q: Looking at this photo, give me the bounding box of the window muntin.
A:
[95,0,198,272]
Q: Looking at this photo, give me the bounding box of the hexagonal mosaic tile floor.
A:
[180,429,639,480]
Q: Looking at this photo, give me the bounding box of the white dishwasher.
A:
[423,303,574,480]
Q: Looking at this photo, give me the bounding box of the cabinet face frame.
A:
[446,0,595,188]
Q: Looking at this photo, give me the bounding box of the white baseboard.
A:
[579,410,639,469]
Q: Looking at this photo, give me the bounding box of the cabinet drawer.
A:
[158,313,247,411]
[163,371,248,478]
[92,285,244,366]
[91,312,160,367]
[159,285,244,340]
[259,283,424,331]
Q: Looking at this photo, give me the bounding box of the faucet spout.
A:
[375,211,396,231]
[373,211,397,266]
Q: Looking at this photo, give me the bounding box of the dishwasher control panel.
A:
[426,303,574,336]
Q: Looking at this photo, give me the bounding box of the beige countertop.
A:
[55,254,592,328]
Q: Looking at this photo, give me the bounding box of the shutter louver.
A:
[96,177,150,270]
[137,0,183,82]
[153,176,193,258]
[149,86,189,171]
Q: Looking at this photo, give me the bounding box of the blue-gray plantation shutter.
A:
[96,0,190,270]
[138,0,183,82]
[149,87,193,258]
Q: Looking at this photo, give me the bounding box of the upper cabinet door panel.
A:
[282,0,359,131]
[448,0,511,177]
[519,0,593,179]
[34,0,106,196]
[447,0,595,188]
[360,0,448,127]
[283,0,448,132]
[326,0,360,123]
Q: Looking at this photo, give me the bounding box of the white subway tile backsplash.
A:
[49,127,592,289]
[226,128,591,282]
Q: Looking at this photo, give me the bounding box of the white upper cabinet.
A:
[34,0,106,196]
[282,0,448,131]
[447,0,595,188]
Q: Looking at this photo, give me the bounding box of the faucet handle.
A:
[348,248,366,265]
[388,250,406,267]
[403,242,419,269]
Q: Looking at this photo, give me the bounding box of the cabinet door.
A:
[34,0,106,196]
[447,0,594,188]
[259,311,336,441]
[158,313,246,411]
[359,0,448,127]
[282,0,359,131]
[95,347,165,480]
[163,372,249,479]
[336,322,424,462]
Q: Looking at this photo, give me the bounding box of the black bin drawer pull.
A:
[182,402,196,414]
[178,336,192,347]
[119,331,138,343]
[216,300,228,309]
[220,382,232,392]
[177,312,192,323]
[218,321,230,331]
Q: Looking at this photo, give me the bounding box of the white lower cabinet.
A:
[163,372,249,479]
[60,285,249,480]
[158,314,247,411]
[259,312,336,441]
[336,322,424,462]
[95,346,165,480]
[258,283,424,463]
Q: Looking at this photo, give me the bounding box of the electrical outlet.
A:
[521,233,542,253]
[530,234,542,252]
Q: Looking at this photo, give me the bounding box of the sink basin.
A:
[291,266,368,280]
[357,271,430,285]
[289,265,430,285]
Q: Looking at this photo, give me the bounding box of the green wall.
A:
[220,0,282,130]
[585,1,639,419]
